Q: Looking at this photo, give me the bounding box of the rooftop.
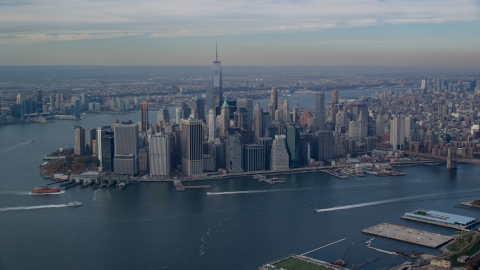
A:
[405,210,476,226]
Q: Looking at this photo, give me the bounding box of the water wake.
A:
[0,190,64,196]
[207,188,320,195]
[0,140,33,153]
[315,189,480,212]
[0,204,69,211]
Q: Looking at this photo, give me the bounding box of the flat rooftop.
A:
[362,223,453,248]
[405,210,476,226]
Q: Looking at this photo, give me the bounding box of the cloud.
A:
[0,0,478,43]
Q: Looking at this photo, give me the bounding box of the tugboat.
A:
[333,242,353,267]
[31,186,60,194]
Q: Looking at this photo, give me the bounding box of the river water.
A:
[1,90,479,270]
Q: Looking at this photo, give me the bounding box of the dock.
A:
[48,180,69,185]
[350,258,379,270]
[321,169,348,179]
[64,182,81,189]
[362,223,453,248]
[253,175,286,184]
[173,180,185,191]
[183,185,211,189]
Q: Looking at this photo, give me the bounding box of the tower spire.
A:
[216,42,218,62]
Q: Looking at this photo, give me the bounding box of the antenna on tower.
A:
[216,42,218,62]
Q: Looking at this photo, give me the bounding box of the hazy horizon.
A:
[1,0,480,67]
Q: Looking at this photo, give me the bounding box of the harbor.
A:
[362,223,453,248]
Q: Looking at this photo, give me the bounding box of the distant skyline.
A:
[1,0,479,67]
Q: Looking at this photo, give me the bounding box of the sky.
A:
[0,0,479,67]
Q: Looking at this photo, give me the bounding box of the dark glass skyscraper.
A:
[286,125,300,168]
[140,102,149,132]
[314,92,325,131]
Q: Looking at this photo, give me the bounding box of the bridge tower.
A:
[446,147,457,169]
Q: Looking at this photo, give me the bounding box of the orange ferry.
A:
[31,187,60,194]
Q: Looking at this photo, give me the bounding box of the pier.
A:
[64,182,81,189]
[362,223,453,248]
[253,174,286,184]
[321,169,348,179]
[184,185,211,189]
[350,258,379,270]
[173,180,185,191]
[300,238,346,256]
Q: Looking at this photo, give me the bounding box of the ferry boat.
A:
[31,186,60,194]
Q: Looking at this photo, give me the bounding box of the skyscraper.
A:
[376,111,385,136]
[348,110,368,141]
[331,89,339,105]
[236,98,253,123]
[259,137,273,170]
[157,106,170,124]
[150,134,171,178]
[390,115,406,150]
[113,123,139,175]
[314,92,325,131]
[190,96,205,120]
[254,102,263,143]
[270,135,289,171]
[242,144,265,172]
[351,104,368,123]
[286,125,300,168]
[207,43,223,112]
[282,99,290,122]
[420,78,427,91]
[404,115,414,142]
[225,128,243,173]
[208,108,217,142]
[268,87,278,120]
[220,100,230,139]
[74,126,85,155]
[317,130,333,161]
[180,118,203,176]
[140,102,149,132]
[100,135,114,172]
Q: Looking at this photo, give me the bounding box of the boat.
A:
[67,201,82,207]
[31,186,60,194]
[29,140,34,143]
[333,259,347,267]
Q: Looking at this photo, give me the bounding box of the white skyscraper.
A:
[150,134,171,178]
[270,135,289,171]
[390,115,405,150]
